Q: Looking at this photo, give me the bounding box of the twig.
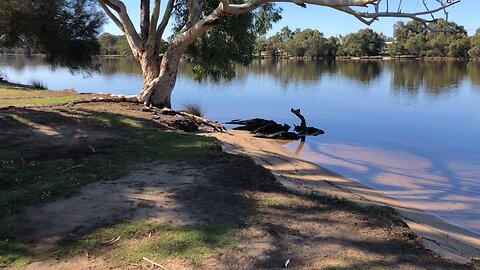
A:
[142,257,169,270]
[101,236,121,245]
[62,164,85,172]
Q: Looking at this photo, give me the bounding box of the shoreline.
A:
[210,130,480,264]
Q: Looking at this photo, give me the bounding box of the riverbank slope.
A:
[210,130,480,264]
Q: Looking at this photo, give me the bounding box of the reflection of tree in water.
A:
[336,60,382,84]
[96,57,141,75]
[467,61,480,87]
[3,56,479,94]
[388,60,467,96]
[247,59,337,84]
[0,55,46,70]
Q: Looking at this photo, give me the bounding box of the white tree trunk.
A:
[138,46,183,108]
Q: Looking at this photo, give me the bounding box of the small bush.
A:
[181,103,206,117]
[29,79,48,90]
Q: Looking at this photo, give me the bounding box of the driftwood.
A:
[290,108,324,136]
[226,108,324,140]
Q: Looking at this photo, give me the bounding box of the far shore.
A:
[2,53,479,62]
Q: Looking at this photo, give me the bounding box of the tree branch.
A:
[97,0,125,32]
[99,0,144,54]
[180,0,203,33]
[147,0,162,51]
[331,0,460,30]
[140,0,151,41]
[157,0,175,45]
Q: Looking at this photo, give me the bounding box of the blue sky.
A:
[102,0,479,38]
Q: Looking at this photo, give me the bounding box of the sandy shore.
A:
[210,130,480,264]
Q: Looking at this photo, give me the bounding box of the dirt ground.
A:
[0,101,476,269]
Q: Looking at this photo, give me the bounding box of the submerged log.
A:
[228,108,324,140]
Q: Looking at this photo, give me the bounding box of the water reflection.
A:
[1,56,480,92]
[388,61,469,95]
[286,140,480,234]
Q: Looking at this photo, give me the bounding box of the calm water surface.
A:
[1,56,480,234]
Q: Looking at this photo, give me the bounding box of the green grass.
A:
[0,81,81,105]
[256,196,289,207]
[0,131,221,218]
[90,113,144,128]
[0,95,80,106]
[0,220,235,267]
[0,239,30,268]
[57,221,236,266]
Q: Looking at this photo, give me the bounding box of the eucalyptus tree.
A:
[97,0,459,108]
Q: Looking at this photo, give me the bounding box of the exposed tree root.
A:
[153,107,227,132]
[63,94,140,106]
[60,94,227,133]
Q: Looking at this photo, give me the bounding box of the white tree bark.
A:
[97,0,460,108]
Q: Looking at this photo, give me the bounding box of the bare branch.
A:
[330,0,460,30]
[140,0,151,40]
[97,0,125,32]
[157,0,175,42]
[146,0,162,50]
[99,0,143,54]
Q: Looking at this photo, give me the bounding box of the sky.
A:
[101,0,479,38]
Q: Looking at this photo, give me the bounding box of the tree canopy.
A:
[389,19,471,58]
[0,0,105,68]
[338,28,385,57]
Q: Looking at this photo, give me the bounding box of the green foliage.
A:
[257,26,338,58]
[252,4,282,36]
[181,103,206,117]
[391,19,471,58]
[338,28,385,56]
[285,29,328,58]
[174,0,280,81]
[0,0,105,69]
[98,33,132,56]
[29,79,47,90]
[469,29,480,59]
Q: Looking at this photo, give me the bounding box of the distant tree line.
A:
[98,33,168,56]
[389,19,476,59]
[98,33,131,56]
[256,20,480,59]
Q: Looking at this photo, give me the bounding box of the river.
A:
[1,55,479,235]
